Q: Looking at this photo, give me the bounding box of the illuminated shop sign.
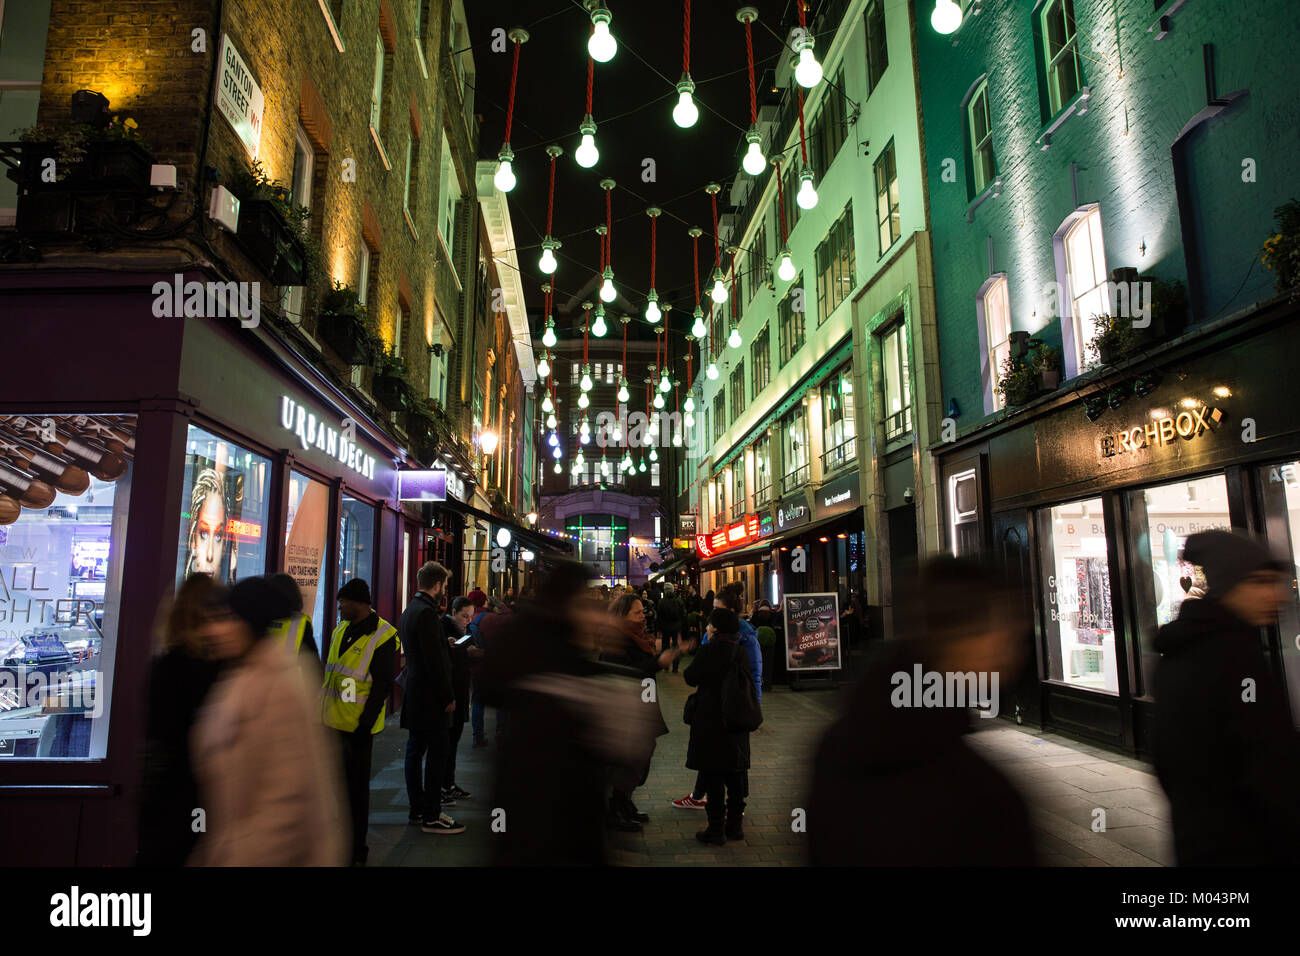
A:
[224,518,263,542]
[279,396,376,480]
[776,502,810,530]
[697,514,764,557]
[1100,404,1223,458]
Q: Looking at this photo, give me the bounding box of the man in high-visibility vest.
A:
[265,572,318,658]
[321,577,396,867]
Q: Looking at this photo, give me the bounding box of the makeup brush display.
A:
[0,415,137,525]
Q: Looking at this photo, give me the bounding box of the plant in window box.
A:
[1034,344,1062,391]
[316,282,375,365]
[13,116,154,191]
[373,350,413,413]
[1085,313,1142,367]
[226,158,310,286]
[994,352,1039,408]
[1261,199,1300,300]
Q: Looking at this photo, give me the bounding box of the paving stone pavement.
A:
[359,661,1174,867]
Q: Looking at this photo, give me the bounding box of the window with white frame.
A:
[981,276,1012,411]
[281,124,315,321]
[652,462,661,488]
[873,140,900,255]
[370,33,385,132]
[438,134,461,261]
[752,433,772,505]
[881,322,912,441]
[357,245,371,307]
[403,130,419,232]
[1063,206,1108,372]
[781,404,809,494]
[1041,0,1082,116]
[967,78,995,196]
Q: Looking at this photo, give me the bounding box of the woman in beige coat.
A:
[188,578,347,866]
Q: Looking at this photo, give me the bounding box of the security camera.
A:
[903,487,914,504]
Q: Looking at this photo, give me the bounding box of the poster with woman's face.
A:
[177,448,247,586]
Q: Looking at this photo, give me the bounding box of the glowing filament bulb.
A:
[599,268,616,303]
[617,377,630,403]
[777,251,796,282]
[796,170,819,210]
[728,327,742,349]
[645,291,661,323]
[578,392,590,409]
[537,354,550,378]
[673,76,699,128]
[706,362,719,380]
[580,367,593,392]
[794,45,823,88]
[542,394,554,413]
[684,394,695,413]
[542,319,557,348]
[691,309,707,338]
[710,270,728,303]
[546,413,557,430]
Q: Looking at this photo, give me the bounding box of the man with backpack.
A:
[682,608,761,846]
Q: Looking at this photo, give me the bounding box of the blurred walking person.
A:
[656,584,685,674]
[683,608,758,845]
[397,561,463,834]
[320,578,397,866]
[189,578,346,866]
[808,557,1036,865]
[1152,530,1300,865]
[136,574,222,866]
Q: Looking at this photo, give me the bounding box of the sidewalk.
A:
[359,665,1173,866]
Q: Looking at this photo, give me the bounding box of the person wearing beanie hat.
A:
[320,579,398,866]
[1152,530,1300,865]
[189,577,347,865]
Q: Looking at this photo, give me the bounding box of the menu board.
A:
[782,592,842,671]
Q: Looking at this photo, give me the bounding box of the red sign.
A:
[696,514,763,558]
[225,518,263,542]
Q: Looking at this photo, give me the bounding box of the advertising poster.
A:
[176,446,260,586]
[783,592,842,671]
[285,478,329,619]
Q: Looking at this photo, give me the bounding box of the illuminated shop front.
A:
[936,303,1300,753]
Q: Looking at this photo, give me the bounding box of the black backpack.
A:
[720,644,763,732]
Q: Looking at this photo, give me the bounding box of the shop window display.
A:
[1037,498,1118,694]
[286,471,330,628]
[1126,473,1229,695]
[338,495,375,593]
[176,425,271,586]
[0,413,136,759]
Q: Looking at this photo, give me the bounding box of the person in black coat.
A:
[397,561,462,833]
[809,556,1037,866]
[136,574,222,866]
[442,596,477,801]
[1151,530,1300,865]
[684,608,753,845]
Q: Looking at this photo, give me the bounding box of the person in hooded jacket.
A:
[1151,529,1300,866]
[808,556,1037,866]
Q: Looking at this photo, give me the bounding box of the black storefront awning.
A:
[436,499,572,556]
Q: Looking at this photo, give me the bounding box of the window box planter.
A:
[373,373,410,413]
[81,140,154,191]
[317,310,373,366]
[236,198,307,285]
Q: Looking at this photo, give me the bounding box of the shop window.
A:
[881,322,912,441]
[863,0,888,96]
[948,468,979,555]
[822,364,857,474]
[339,495,376,594]
[1037,498,1118,694]
[815,204,855,325]
[1040,0,1083,117]
[1057,205,1108,376]
[1126,474,1230,693]
[978,275,1012,412]
[966,77,996,196]
[177,425,272,584]
[286,471,331,628]
[0,413,135,759]
[873,140,900,255]
[781,404,810,495]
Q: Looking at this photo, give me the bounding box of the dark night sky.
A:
[465,0,809,380]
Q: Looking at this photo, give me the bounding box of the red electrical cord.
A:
[775,159,789,243]
[606,188,614,269]
[744,18,758,124]
[691,231,701,307]
[730,248,738,321]
[649,214,657,289]
[710,192,721,268]
[797,87,809,164]
[583,305,590,364]
[504,38,522,144]
[683,0,691,73]
[586,56,595,115]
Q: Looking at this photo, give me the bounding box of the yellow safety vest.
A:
[266,613,310,654]
[320,617,397,734]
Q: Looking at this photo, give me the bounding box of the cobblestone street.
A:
[362,662,1174,866]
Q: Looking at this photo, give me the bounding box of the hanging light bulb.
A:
[654,392,666,410]
[691,308,708,338]
[552,445,562,459]
[542,393,554,414]
[601,457,611,476]
[554,461,562,474]
[684,393,695,413]
[638,459,647,473]
[645,290,661,323]
[777,249,796,282]
[796,168,819,210]
[684,411,695,428]
[794,41,823,88]
[623,450,634,472]
[494,146,517,193]
[617,376,630,403]
[580,365,593,392]
[672,430,683,447]
[580,417,591,437]
[575,116,599,168]
[537,352,550,379]
[592,308,608,337]
[710,269,728,303]
[649,447,659,463]
[580,428,590,445]
[673,74,699,128]
[575,451,585,468]
[578,392,590,409]
[588,6,617,62]
[728,327,742,349]
[548,431,559,447]
[742,128,766,176]
[538,237,558,274]
[706,362,719,380]
[612,421,622,442]
[659,369,671,393]
[599,267,616,303]
[542,318,557,348]
[546,413,557,430]
[931,0,963,35]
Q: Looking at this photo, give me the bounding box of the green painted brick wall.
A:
[916,0,1299,428]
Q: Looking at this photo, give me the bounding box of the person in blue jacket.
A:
[670,581,762,811]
